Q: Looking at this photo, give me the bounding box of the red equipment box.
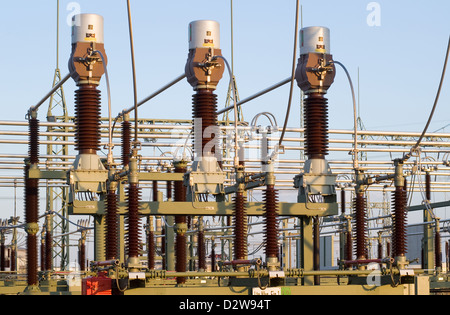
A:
[82,273,112,295]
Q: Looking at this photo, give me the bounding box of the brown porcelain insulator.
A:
[435,230,442,269]
[346,230,352,261]
[45,231,52,271]
[27,235,38,285]
[175,226,186,282]
[166,174,173,201]
[147,177,160,269]
[126,183,142,259]
[446,241,449,271]
[105,189,119,260]
[378,238,383,259]
[353,193,367,259]
[26,117,39,225]
[79,242,86,271]
[198,229,206,271]
[174,165,187,282]
[233,192,247,260]
[174,166,187,201]
[25,117,39,286]
[211,242,216,272]
[167,181,173,200]
[152,181,158,202]
[40,242,45,271]
[74,85,101,154]
[10,248,15,272]
[304,93,329,159]
[0,240,5,272]
[0,242,5,272]
[192,89,219,157]
[24,169,39,286]
[28,118,39,164]
[425,172,431,201]
[264,185,279,259]
[341,188,346,214]
[147,230,155,270]
[24,171,39,225]
[313,216,320,285]
[122,120,131,167]
[392,186,407,258]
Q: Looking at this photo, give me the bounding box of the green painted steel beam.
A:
[28,169,67,180]
[69,200,338,217]
[138,172,184,181]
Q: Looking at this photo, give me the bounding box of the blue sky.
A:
[1,0,449,133]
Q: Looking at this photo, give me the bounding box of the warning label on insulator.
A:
[84,33,97,42]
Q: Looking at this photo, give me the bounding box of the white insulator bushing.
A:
[300,26,330,55]
[72,14,104,44]
[189,20,220,49]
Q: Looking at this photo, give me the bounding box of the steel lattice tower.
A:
[45,0,71,271]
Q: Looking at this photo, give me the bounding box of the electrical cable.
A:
[403,36,450,162]
[332,60,358,170]
[126,0,139,144]
[212,55,239,167]
[93,50,113,167]
[28,72,73,115]
[250,112,278,129]
[278,0,300,147]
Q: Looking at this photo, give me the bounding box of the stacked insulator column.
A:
[185,20,225,273]
[192,89,219,158]
[126,183,142,260]
[233,192,247,261]
[263,185,279,260]
[68,13,108,267]
[353,193,367,260]
[174,162,187,284]
[211,240,216,271]
[10,247,16,272]
[122,119,131,168]
[341,188,346,214]
[74,85,101,155]
[435,223,442,269]
[0,236,5,272]
[346,224,353,261]
[25,116,39,289]
[295,26,336,280]
[105,189,119,260]
[304,93,329,159]
[313,216,320,285]
[446,241,449,271]
[391,186,407,259]
[69,13,106,158]
[190,61,219,273]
